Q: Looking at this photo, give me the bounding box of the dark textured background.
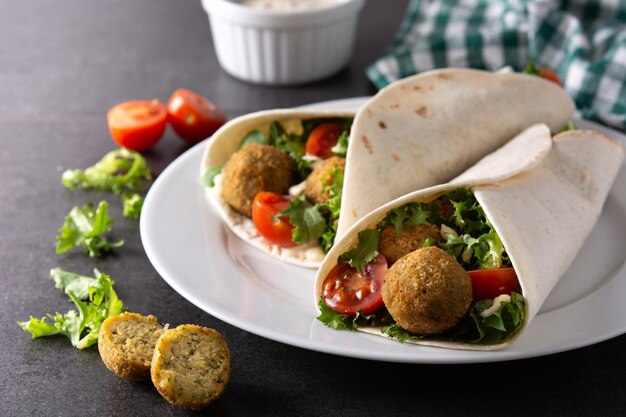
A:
[2,1,626,416]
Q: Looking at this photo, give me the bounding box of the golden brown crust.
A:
[378,223,442,265]
[98,312,164,381]
[221,143,295,217]
[382,246,472,334]
[151,325,230,410]
[304,157,345,205]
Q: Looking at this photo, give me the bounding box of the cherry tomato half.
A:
[322,253,388,316]
[539,67,561,86]
[468,267,521,301]
[252,192,296,248]
[167,89,226,144]
[107,99,168,151]
[305,123,345,159]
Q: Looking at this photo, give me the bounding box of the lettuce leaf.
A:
[324,292,525,345]
[122,193,143,219]
[62,148,151,194]
[278,196,326,244]
[279,166,345,252]
[18,269,125,349]
[202,165,223,188]
[331,130,349,158]
[55,201,123,257]
[239,129,266,147]
[338,229,380,273]
[316,300,392,330]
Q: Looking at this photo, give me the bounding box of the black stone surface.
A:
[2,1,626,416]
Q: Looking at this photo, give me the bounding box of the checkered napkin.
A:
[367,0,626,131]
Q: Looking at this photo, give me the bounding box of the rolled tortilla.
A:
[337,68,576,238]
[201,109,355,268]
[315,124,625,350]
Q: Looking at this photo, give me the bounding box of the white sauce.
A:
[289,180,306,197]
[209,172,325,265]
[239,0,342,10]
[480,294,512,318]
[440,224,458,240]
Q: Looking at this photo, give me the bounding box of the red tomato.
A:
[468,268,521,301]
[305,123,345,159]
[539,67,561,86]
[252,192,296,248]
[322,253,388,316]
[167,89,226,144]
[107,99,168,151]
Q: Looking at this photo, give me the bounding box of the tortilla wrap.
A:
[315,124,625,350]
[336,68,576,238]
[201,109,355,268]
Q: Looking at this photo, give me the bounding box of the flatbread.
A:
[337,68,576,238]
[201,109,355,268]
[315,125,624,350]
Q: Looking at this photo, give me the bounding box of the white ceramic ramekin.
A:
[202,0,366,85]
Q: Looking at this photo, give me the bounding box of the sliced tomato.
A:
[322,253,388,316]
[107,99,168,151]
[305,123,345,159]
[167,89,226,144]
[252,192,296,248]
[539,67,561,86]
[468,267,521,301]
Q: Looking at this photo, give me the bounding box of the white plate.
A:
[141,97,626,364]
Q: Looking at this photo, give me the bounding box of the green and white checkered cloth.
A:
[367,0,626,131]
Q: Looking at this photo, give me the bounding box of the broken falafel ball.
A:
[378,223,442,265]
[382,246,472,335]
[221,143,295,217]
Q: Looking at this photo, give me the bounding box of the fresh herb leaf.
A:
[278,196,326,244]
[122,193,143,219]
[203,165,223,188]
[18,269,125,349]
[55,201,123,257]
[239,129,266,147]
[62,148,151,194]
[338,229,380,273]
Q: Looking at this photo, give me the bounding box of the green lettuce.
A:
[278,166,345,252]
[62,148,151,194]
[278,196,326,244]
[122,193,144,219]
[202,165,223,188]
[55,201,123,257]
[320,292,525,344]
[337,229,380,273]
[331,130,349,158]
[317,300,392,331]
[18,268,125,349]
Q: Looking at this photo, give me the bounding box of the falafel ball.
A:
[221,143,295,217]
[382,246,472,335]
[379,223,442,265]
[304,156,345,204]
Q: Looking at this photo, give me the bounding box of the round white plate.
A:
[140,97,626,364]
